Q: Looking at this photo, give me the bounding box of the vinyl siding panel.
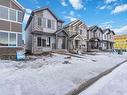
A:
[0,20,10,31]
[11,22,22,32]
[0,0,10,7]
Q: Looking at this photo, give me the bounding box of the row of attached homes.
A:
[25,7,115,54]
[0,0,115,58]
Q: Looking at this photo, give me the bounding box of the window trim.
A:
[0,5,23,24]
[0,30,22,47]
[37,37,42,47]
[0,6,8,20]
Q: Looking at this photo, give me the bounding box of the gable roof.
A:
[89,25,103,33]
[63,20,80,28]
[25,7,64,30]
[54,29,69,36]
[103,29,115,35]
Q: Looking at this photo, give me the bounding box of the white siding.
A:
[43,10,57,33]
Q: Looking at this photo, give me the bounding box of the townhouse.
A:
[25,7,115,54]
[88,26,115,51]
[25,7,68,54]
[63,20,88,53]
[0,0,25,58]
[102,29,115,50]
[87,26,103,51]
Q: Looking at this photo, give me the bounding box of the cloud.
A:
[65,16,77,21]
[61,0,68,6]
[69,0,84,10]
[100,21,114,29]
[64,10,77,21]
[113,25,127,35]
[112,4,127,14]
[104,0,117,4]
[98,5,112,10]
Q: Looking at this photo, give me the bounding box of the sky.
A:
[18,0,127,35]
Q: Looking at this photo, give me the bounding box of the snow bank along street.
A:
[0,53,126,95]
[79,61,127,95]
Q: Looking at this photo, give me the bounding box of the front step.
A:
[52,49,68,54]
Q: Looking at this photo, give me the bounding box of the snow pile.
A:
[0,53,126,95]
[80,62,127,95]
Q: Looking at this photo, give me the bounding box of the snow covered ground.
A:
[79,62,127,95]
[0,52,126,95]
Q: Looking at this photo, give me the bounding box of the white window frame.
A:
[0,5,23,24]
[0,30,22,47]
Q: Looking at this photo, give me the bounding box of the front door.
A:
[58,38,65,49]
[58,38,62,49]
[75,40,79,49]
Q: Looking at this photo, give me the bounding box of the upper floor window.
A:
[58,22,62,29]
[38,17,42,26]
[80,29,83,35]
[10,9,16,21]
[104,35,106,39]
[75,26,79,31]
[18,11,23,22]
[0,5,23,23]
[110,35,112,39]
[47,19,51,28]
[99,33,100,38]
[0,6,8,19]
[41,18,55,29]
[51,20,55,29]
[43,18,46,28]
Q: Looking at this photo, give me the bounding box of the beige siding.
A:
[0,20,10,31]
[0,0,10,7]
[11,22,22,32]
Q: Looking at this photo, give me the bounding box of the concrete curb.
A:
[65,60,127,95]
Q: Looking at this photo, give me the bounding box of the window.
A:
[38,17,42,26]
[80,29,83,35]
[18,11,23,22]
[10,9,16,21]
[18,34,22,46]
[47,19,51,28]
[110,35,112,39]
[47,37,50,47]
[51,20,55,29]
[0,32,22,47]
[75,26,79,31]
[42,39,46,47]
[37,37,41,46]
[58,22,62,29]
[104,35,106,39]
[99,33,100,38]
[42,18,46,28]
[0,32,8,46]
[0,6,8,19]
[9,33,16,46]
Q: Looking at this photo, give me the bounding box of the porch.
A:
[88,38,102,51]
